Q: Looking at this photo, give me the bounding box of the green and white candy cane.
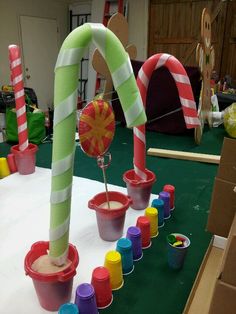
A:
[49,23,147,266]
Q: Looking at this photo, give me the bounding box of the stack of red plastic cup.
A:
[7,153,17,173]
[136,216,151,248]
[163,184,175,211]
[91,266,113,309]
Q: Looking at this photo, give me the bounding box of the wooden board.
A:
[148,0,229,80]
[220,1,236,86]
[195,7,215,143]
[147,148,220,164]
[184,243,224,314]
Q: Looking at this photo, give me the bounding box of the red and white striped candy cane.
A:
[9,45,28,151]
[134,53,200,181]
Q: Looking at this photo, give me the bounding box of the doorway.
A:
[69,2,91,107]
[20,15,59,111]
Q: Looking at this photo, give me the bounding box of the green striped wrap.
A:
[49,23,147,265]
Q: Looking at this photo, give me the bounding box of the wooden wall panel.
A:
[148,0,235,82]
[220,1,236,84]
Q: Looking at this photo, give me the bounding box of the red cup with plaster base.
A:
[24,241,79,311]
[91,266,113,309]
[123,169,156,210]
[88,191,132,241]
[11,143,38,174]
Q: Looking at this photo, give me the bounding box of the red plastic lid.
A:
[123,169,156,187]
[92,266,110,281]
[163,184,175,193]
[88,191,131,217]
[137,216,150,226]
[11,143,38,156]
[78,99,115,157]
[24,241,79,282]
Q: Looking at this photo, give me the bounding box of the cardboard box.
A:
[217,137,236,183]
[209,280,236,314]
[185,138,236,313]
[220,214,236,286]
[208,181,236,313]
[207,137,236,238]
[207,177,236,237]
[207,143,236,314]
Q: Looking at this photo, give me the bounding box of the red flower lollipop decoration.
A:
[78,99,115,157]
[78,99,115,209]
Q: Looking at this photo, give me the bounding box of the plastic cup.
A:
[126,226,143,261]
[75,283,98,314]
[136,216,152,248]
[123,169,156,210]
[11,143,38,175]
[24,241,79,311]
[88,191,131,241]
[116,238,134,275]
[167,233,190,270]
[0,157,10,179]
[7,153,17,173]
[144,207,159,237]
[104,251,124,290]
[91,266,113,309]
[163,184,175,211]
[151,199,164,227]
[159,191,171,219]
[58,303,79,314]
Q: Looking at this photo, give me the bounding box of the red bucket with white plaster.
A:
[24,241,79,311]
[123,169,156,210]
[11,143,38,175]
[88,191,132,241]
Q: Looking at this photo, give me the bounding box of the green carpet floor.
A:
[0,125,227,314]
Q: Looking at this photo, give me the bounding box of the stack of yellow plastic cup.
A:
[104,251,123,290]
[145,207,158,237]
[0,157,10,179]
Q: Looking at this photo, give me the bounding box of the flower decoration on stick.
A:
[78,99,115,209]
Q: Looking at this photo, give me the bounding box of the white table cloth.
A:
[0,167,157,313]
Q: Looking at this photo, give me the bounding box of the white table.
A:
[0,167,157,313]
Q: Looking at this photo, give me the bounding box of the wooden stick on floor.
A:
[147,148,220,164]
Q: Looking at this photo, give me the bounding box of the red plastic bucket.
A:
[11,143,38,175]
[123,169,156,210]
[88,191,131,241]
[24,241,79,311]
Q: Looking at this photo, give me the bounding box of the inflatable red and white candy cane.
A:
[9,45,28,151]
[134,53,200,181]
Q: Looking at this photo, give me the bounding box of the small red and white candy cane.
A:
[9,45,28,151]
[134,53,200,181]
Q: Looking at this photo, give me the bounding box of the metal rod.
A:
[97,153,112,209]
[102,166,110,209]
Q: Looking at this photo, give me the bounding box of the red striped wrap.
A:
[9,45,28,151]
[134,53,200,181]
